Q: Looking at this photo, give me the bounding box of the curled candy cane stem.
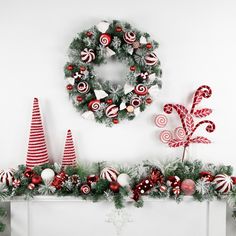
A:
[190,85,212,114]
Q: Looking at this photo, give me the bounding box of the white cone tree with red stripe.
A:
[26,98,49,168]
[62,130,77,167]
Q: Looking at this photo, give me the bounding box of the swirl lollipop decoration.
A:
[155,85,215,161]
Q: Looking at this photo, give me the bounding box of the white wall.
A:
[0,0,236,235]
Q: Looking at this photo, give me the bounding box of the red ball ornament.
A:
[106,99,113,105]
[199,171,214,182]
[181,179,196,196]
[31,175,42,185]
[109,182,120,193]
[80,66,86,72]
[66,84,73,91]
[86,31,93,37]
[113,119,119,124]
[87,175,99,185]
[146,97,152,104]
[80,184,91,195]
[146,43,152,49]
[160,185,167,192]
[76,96,83,102]
[67,65,74,71]
[130,65,136,71]
[28,183,35,190]
[231,177,236,185]
[115,26,122,32]
[24,168,34,178]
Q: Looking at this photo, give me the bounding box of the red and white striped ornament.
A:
[159,130,172,144]
[130,97,142,108]
[80,48,95,63]
[88,100,101,111]
[173,186,181,196]
[26,98,49,168]
[77,81,90,94]
[214,174,233,194]
[28,183,35,190]
[167,176,181,188]
[123,32,136,44]
[160,185,167,192]
[134,84,148,96]
[100,167,119,182]
[0,169,14,186]
[155,114,168,128]
[145,52,158,66]
[105,104,119,118]
[62,130,77,167]
[140,72,149,80]
[99,33,111,46]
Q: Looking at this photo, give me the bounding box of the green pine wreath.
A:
[64,20,162,126]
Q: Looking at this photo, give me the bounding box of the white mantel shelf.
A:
[8,196,226,236]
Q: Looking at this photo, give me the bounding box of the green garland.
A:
[1,159,236,213]
[0,206,6,233]
[64,20,162,126]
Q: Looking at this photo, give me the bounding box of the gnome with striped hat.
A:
[26,98,49,168]
[61,130,77,167]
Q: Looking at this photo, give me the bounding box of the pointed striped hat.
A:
[62,130,77,167]
[26,98,49,168]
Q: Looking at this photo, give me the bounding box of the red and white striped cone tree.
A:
[62,130,77,167]
[26,98,49,168]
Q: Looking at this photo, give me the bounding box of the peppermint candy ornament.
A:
[145,52,158,66]
[124,32,136,44]
[99,33,112,47]
[167,176,181,188]
[81,48,95,63]
[88,100,101,111]
[0,169,14,186]
[134,84,148,96]
[105,104,119,118]
[214,174,233,193]
[155,114,168,128]
[77,81,90,94]
[159,130,172,144]
[131,97,142,108]
[80,184,91,195]
[100,167,119,182]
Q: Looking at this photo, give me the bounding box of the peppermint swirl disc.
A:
[77,82,90,94]
[159,130,172,143]
[64,20,162,126]
[99,33,112,47]
[155,114,168,128]
[174,127,186,140]
[88,100,101,111]
[134,84,148,96]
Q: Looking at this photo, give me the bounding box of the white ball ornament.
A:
[41,168,55,185]
[117,173,131,187]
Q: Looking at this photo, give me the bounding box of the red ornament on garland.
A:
[146,97,152,104]
[134,84,148,96]
[86,31,93,37]
[113,119,119,124]
[146,43,152,49]
[167,176,181,188]
[181,179,196,196]
[80,66,86,72]
[67,65,74,71]
[199,171,214,182]
[130,65,136,71]
[106,99,113,105]
[87,175,99,185]
[28,183,35,190]
[66,84,73,91]
[76,96,83,102]
[24,168,34,178]
[115,26,122,32]
[109,182,120,193]
[31,175,42,185]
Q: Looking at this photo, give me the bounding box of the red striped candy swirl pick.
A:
[159,130,172,144]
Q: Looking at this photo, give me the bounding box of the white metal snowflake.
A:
[106,208,133,235]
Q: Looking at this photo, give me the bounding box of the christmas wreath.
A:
[64,20,162,126]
